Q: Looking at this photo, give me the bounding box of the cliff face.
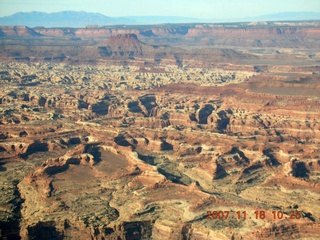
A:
[0,26,41,37]
[1,20,320,239]
[1,60,320,239]
[32,26,320,39]
[101,33,148,57]
[1,24,320,48]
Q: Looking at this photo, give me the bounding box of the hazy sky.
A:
[0,0,320,19]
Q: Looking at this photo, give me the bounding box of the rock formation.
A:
[0,21,319,239]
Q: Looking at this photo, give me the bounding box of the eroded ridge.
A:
[0,60,319,239]
[0,24,320,239]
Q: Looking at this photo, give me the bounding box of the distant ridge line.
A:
[0,11,320,27]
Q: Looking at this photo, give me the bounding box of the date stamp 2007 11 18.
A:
[206,210,301,220]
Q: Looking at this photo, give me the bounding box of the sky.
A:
[0,0,320,19]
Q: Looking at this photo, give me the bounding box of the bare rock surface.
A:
[0,21,320,239]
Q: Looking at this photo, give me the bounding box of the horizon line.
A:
[1,10,320,19]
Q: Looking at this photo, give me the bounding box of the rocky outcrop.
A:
[0,26,41,37]
[1,23,320,239]
[1,24,320,48]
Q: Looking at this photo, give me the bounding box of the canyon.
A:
[0,22,319,239]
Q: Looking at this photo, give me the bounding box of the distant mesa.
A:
[101,34,148,58]
[0,26,41,37]
[104,34,145,48]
